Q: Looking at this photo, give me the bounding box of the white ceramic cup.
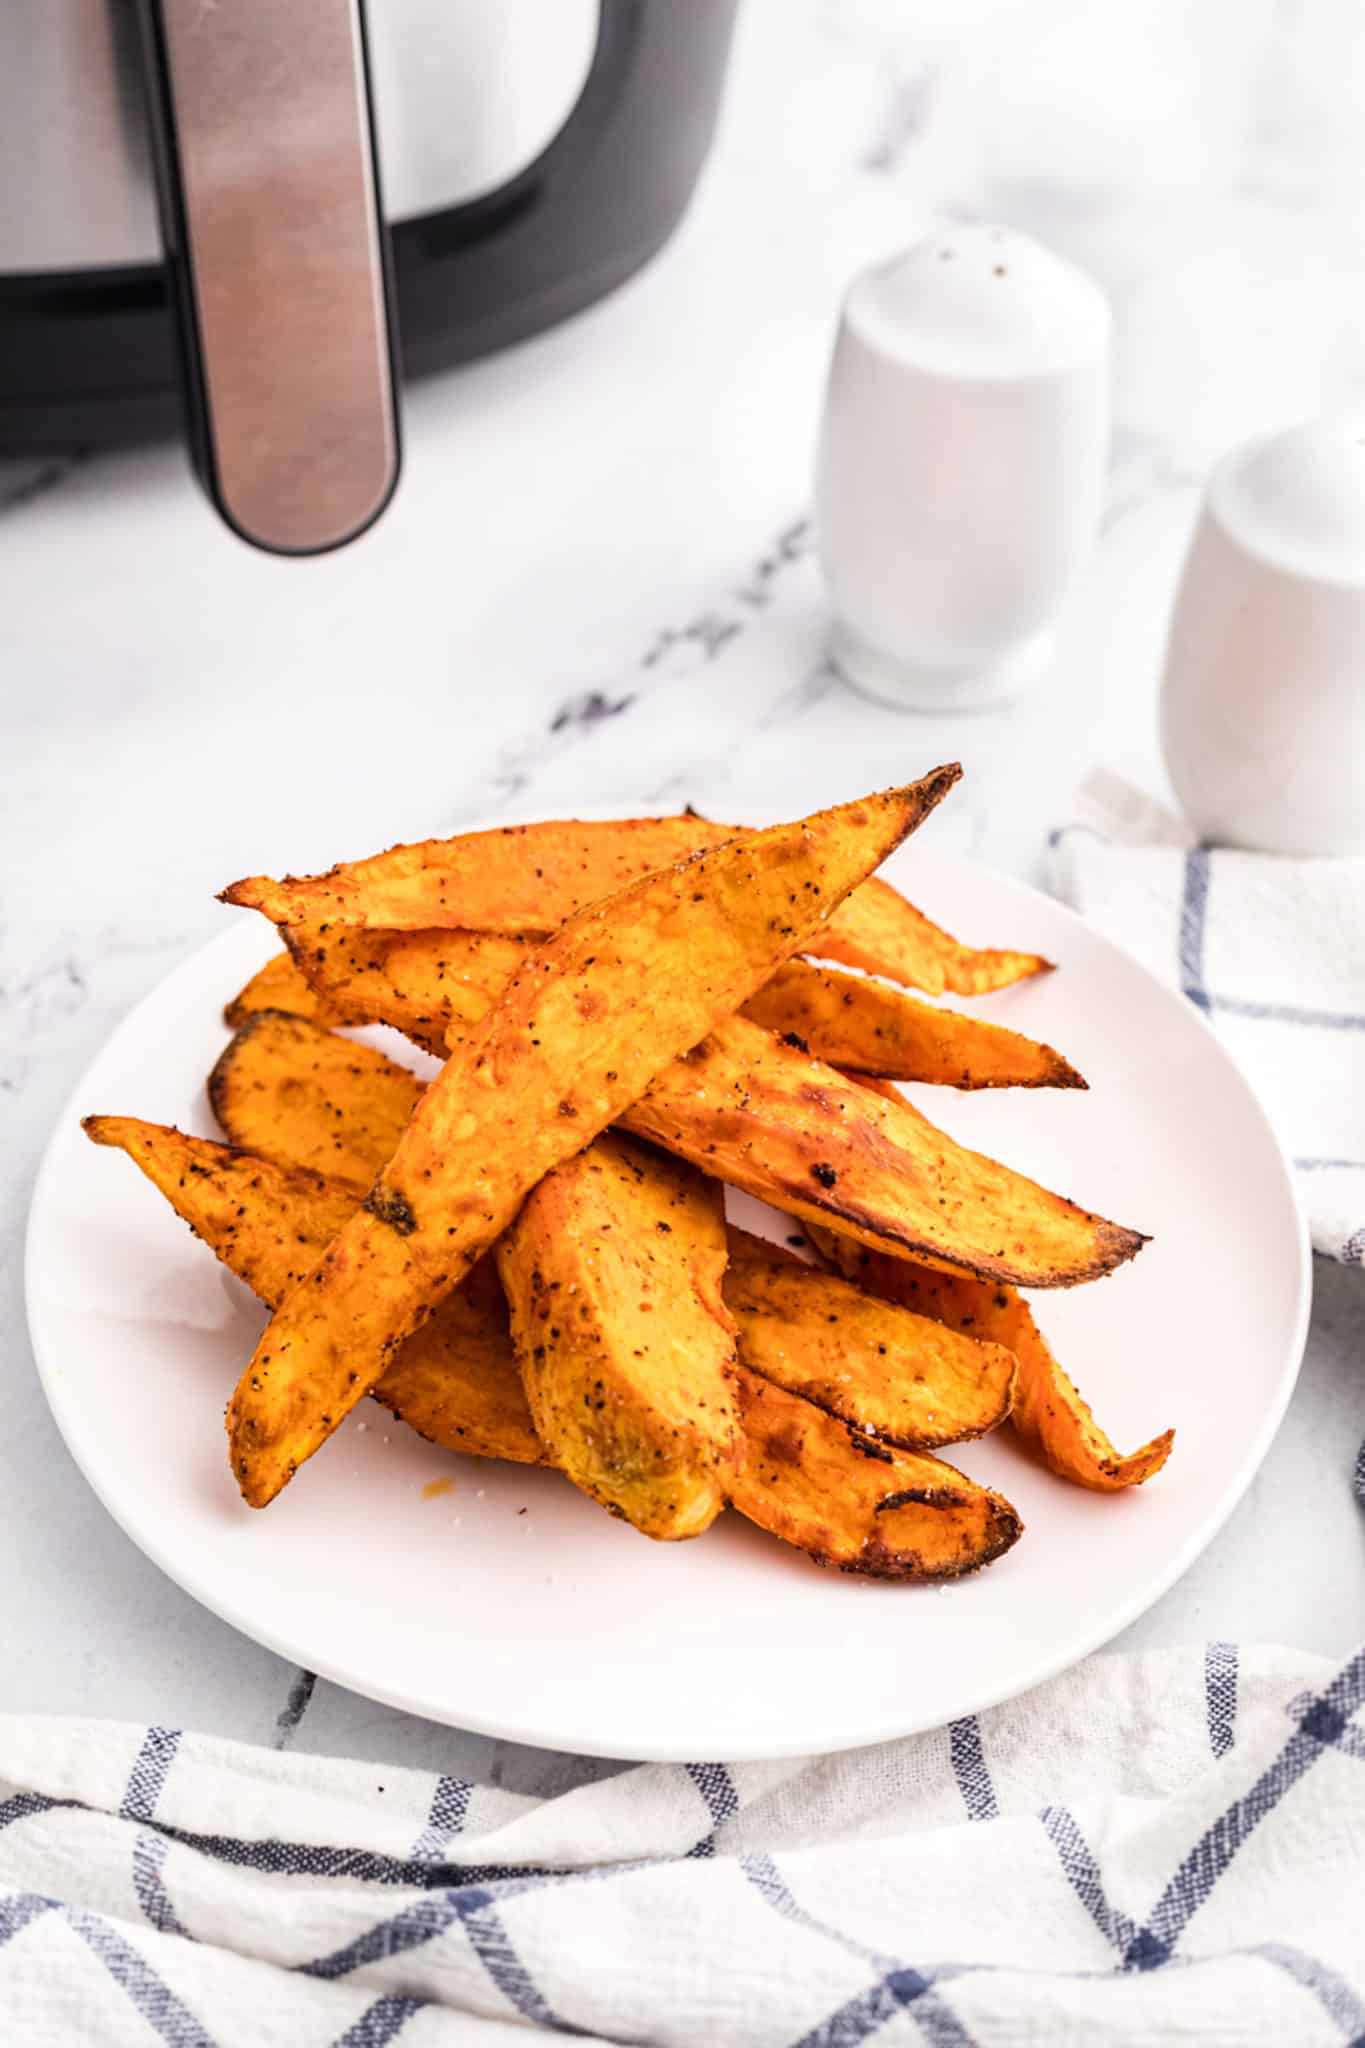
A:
[815,225,1110,711]
[1161,416,1365,856]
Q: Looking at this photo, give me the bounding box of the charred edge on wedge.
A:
[205,1008,299,1132]
[841,1497,1023,1580]
[364,1185,418,1235]
[794,1181,1149,1289]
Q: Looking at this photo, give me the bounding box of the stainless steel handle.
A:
[142,0,400,554]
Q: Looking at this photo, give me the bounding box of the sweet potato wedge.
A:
[741,960,1084,1087]
[220,816,717,932]
[723,1229,1016,1450]
[81,1117,543,1464]
[208,1009,422,1189]
[83,1114,358,1294]
[815,879,1049,998]
[210,1011,416,1174]
[225,777,958,1505]
[234,928,1081,1087]
[498,1136,741,1539]
[222,812,1048,998]
[628,1015,1147,1288]
[811,1230,1174,1491]
[282,925,534,1054]
[224,953,352,1032]
[730,1368,1022,1578]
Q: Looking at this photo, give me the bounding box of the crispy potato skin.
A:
[222,807,1046,998]
[498,1136,741,1540]
[814,1231,1174,1492]
[225,779,958,1506]
[81,1116,543,1464]
[730,1367,1022,1579]
[723,1229,1016,1450]
[208,1009,421,1189]
[742,960,1084,1088]
[629,1015,1147,1289]
[239,931,1081,1089]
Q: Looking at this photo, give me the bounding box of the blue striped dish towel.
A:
[1049,771,1365,1266]
[3,1641,1365,2044]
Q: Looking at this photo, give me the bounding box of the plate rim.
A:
[24,845,1312,1761]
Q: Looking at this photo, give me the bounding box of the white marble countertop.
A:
[3,0,1363,1790]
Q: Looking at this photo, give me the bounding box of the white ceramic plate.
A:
[26,842,1309,1760]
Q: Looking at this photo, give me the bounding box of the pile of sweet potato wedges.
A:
[85,771,1172,1583]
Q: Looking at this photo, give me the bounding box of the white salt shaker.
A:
[1161,416,1365,856]
[815,225,1111,711]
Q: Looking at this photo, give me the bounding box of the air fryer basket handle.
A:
[138,0,400,555]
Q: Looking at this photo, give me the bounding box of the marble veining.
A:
[3,0,1364,1784]
[489,515,812,809]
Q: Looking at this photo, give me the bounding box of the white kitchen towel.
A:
[2,1641,1365,2044]
[1049,771,1365,1266]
